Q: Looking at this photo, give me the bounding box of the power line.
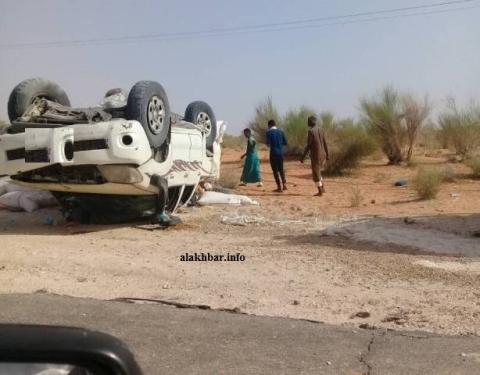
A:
[0,0,477,50]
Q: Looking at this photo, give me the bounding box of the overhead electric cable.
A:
[0,0,477,49]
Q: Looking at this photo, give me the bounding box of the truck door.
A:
[189,133,203,162]
[171,130,191,162]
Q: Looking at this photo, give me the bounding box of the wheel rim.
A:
[196,112,212,136]
[147,96,165,135]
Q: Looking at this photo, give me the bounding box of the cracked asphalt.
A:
[0,294,479,374]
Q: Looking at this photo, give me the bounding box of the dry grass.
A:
[412,168,443,200]
[349,187,364,207]
[222,134,244,150]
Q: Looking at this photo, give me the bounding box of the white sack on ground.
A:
[0,182,58,213]
[197,191,259,206]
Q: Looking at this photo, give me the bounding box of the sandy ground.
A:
[0,148,480,336]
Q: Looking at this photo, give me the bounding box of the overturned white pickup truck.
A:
[0,78,223,223]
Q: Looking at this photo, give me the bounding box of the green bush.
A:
[283,106,315,156]
[412,168,443,200]
[438,101,480,158]
[465,157,480,178]
[247,96,282,144]
[324,124,377,175]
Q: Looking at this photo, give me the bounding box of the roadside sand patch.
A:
[415,259,480,273]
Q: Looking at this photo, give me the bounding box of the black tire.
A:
[8,78,71,122]
[126,81,171,149]
[184,101,217,149]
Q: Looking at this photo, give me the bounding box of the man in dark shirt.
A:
[301,115,329,196]
[266,119,288,192]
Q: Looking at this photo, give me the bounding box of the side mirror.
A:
[0,325,142,375]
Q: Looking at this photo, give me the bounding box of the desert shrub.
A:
[218,171,239,189]
[283,106,315,156]
[318,111,336,139]
[403,95,431,161]
[412,168,443,199]
[324,124,377,175]
[360,87,430,164]
[438,100,480,158]
[248,96,282,144]
[222,134,244,150]
[349,187,364,208]
[465,157,480,178]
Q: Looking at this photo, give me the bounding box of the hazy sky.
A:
[1,0,479,133]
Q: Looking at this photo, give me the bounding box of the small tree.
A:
[360,87,405,164]
[438,99,480,158]
[403,94,431,161]
[360,87,430,164]
[247,96,281,144]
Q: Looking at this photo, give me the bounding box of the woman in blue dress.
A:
[240,128,263,186]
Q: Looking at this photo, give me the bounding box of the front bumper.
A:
[0,120,152,177]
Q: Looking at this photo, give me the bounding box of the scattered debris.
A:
[351,311,371,319]
[221,213,266,226]
[404,217,416,225]
[271,219,307,226]
[382,311,409,325]
[451,193,460,198]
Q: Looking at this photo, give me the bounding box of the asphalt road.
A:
[0,294,478,374]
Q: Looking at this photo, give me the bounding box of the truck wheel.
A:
[7,78,71,122]
[126,81,171,149]
[184,101,217,149]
